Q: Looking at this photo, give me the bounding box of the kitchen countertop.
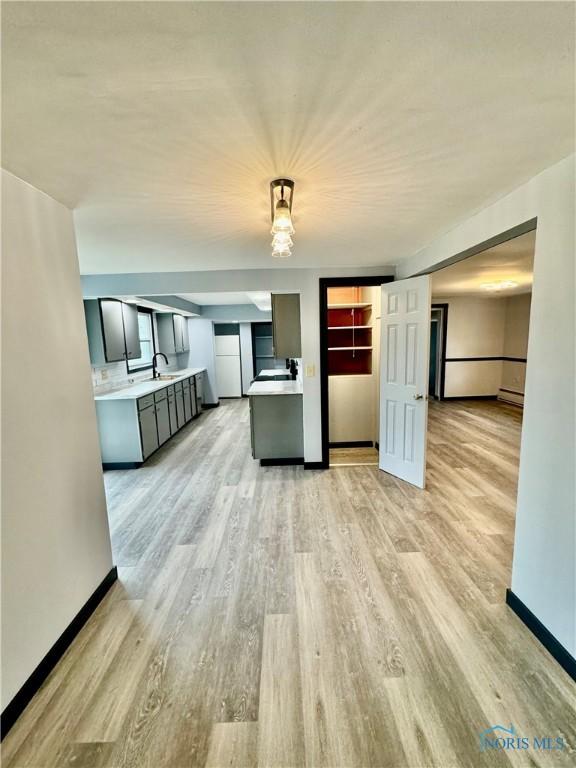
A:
[94,367,206,401]
[247,369,303,396]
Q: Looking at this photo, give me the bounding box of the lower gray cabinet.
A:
[249,394,304,460]
[189,377,198,418]
[167,386,178,435]
[183,380,192,422]
[139,404,159,459]
[194,373,203,411]
[155,391,171,446]
[175,382,185,428]
[94,370,207,468]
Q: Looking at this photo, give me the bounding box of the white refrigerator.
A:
[214,334,242,397]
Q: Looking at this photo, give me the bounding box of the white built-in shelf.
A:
[327,302,371,309]
[327,324,372,330]
[328,346,373,351]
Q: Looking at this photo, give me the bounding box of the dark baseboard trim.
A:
[103,461,142,470]
[442,395,498,401]
[329,440,373,449]
[304,461,327,470]
[374,441,379,451]
[446,356,527,363]
[506,589,575,682]
[1,567,118,739]
[260,457,304,467]
[201,402,219,409]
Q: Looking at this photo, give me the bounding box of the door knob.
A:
[413,394,425,400]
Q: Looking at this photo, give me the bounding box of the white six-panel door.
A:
[379,276,431,488]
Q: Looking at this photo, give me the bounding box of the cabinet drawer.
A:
[137,394,155,411]
[154,388,168,403]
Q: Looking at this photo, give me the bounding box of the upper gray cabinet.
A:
[84,298,142,365]
[122,303,142,360]
[85,298,125,364]
[272,294,301,359]
[157,313,189,355]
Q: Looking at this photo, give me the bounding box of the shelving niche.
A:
[327,287,373,375]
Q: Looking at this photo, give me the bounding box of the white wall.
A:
[438,296,506,397]
[83,265,395,462]
[500,293,531,404]
[186,318,218,405]
[400,155,576,657]
[1,171,114,709]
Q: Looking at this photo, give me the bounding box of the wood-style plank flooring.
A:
[329,446,379,466]
[3,399,575,767]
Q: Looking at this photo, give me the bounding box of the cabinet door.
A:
[167,390,178,434]
[195,373,203,408]
[122,303,142,360]
[181,317,190,352]
[155,398,171,446]
[139,405,159,459]
[183,383,192,422]
[156,314,176,355]
[175,387,186,427]
[272,294,301,359]
[189,378,198,417]
[100,299,126,362]
[173,314,184,353]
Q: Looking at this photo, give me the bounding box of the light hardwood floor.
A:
[3,399,575,767]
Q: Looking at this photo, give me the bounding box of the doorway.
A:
[319,275,393,468]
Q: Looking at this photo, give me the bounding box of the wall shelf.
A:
[328,346,373,351]
[327,324,372,330]
[326,287,374,376]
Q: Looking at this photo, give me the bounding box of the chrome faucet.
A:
[152,352,169,379]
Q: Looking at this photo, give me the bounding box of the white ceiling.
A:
[431,230,535,298]
[3,2,574,275]
[177,292,256,306]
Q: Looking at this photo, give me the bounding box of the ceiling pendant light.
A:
[269,178,295,257]
[271,232,293,249]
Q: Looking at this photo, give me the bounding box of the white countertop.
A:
[247,369,303,397]
[94,367,206,401]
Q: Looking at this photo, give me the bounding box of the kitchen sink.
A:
[147,374,181,381]
[254,374,292,381]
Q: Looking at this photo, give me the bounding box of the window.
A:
[127,309,155,372]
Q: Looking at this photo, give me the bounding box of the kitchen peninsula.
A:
[248,369,304,464]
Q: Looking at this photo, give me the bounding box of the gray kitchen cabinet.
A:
[183,379,192,422]
[122,302,142,361]
[167,386,178,435]
[138,403,159,459]
[155,390,171,446]
[84,298,126,364]
[189,377,198,417]
[157,313,189,355]
[94,369,206,468]
[249,394,304,460]
[194,373,203,410]
[175,382,186,427]
[272,294,301,359]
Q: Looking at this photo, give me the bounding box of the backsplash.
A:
[91,353,188,394]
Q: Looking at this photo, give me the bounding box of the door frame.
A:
[431,303,449,400]
[319,275,394,469]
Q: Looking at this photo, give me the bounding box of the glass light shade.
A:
[271,199,295,235]
[272,242,292,258]
[271,232,293,249]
